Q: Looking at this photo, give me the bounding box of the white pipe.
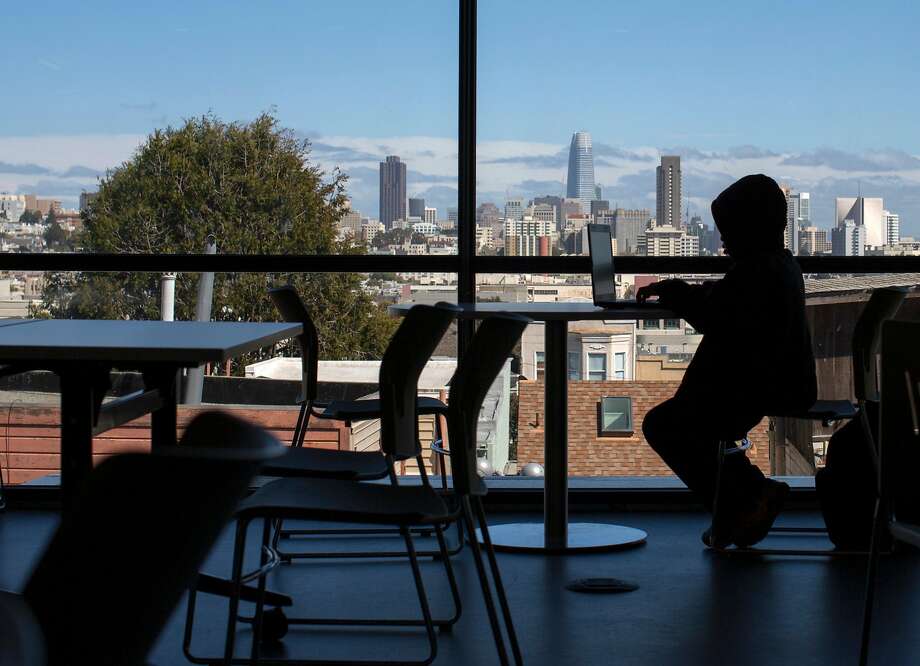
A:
[160,273,176,321]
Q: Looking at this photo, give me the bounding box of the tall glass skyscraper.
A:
[566,131,595,215]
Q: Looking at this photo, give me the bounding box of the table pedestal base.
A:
[478,522,647,554]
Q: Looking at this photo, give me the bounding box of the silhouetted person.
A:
[637,174,817,548]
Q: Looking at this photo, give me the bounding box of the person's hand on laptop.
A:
[636,279,691,308]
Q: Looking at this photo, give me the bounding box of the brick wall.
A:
[516,380,770,476]
[0,405,350,485]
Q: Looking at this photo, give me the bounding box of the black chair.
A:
[192,313,529,666]
[10,411,282,666]
[265,287,461,559]
[712,287,907,555]
[859,320,920,665]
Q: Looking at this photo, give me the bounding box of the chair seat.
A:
[238,477,450,525]
[320,396,448,422]
[789,399,858,422]
[259,447,388,480]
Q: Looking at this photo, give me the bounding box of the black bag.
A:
[815,403,878,550]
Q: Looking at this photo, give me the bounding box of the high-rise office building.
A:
[688,216,719,255]
[527,203,556,224]
[504,198,524,222]
[785,191,810,255]
[408,197,425,220]
[612,208,651,256]
[832,220,866,256]
[532,195,564,229]
[656,156,682,229]
[595,184,602,200]
[884,210,900,246]
[379,156,407,229]
[424,207,437,225]
[836,196,884,248]
[590,200,610,218]
[566,131,596,215]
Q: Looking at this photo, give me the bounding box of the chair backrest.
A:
[269,285,320,402]
[23,411,282,666]
[852,287,907,402]
[447,314,530,496]
[378,303,458,460]
[880,321,920,527]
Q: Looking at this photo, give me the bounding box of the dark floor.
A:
[2,508,918,665]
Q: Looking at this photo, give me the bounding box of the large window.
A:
[587,353,607,381]
[599,397,633,435]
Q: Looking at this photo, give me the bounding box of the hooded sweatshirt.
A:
[669,175,817,433]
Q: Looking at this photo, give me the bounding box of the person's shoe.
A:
[701,525,731,550]
[731,479,789,548]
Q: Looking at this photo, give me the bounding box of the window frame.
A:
[598,396,634,435]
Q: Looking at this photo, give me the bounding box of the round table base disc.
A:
[565,577,640,593]
[477,522,647,554]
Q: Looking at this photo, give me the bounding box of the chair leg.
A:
[271,404,312,552]
[224,519,250,665]
[433,523,463,627]
[249,519,272,665]
[462,497,510,666]
[474,497,523,665]
[859,498,884,666]
[400,525,439,666]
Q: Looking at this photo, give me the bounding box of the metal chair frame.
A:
[266,286,463,561]
[184,313,528,666]
[859,320,920,665]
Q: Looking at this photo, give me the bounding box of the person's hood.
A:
[711,174,787,253]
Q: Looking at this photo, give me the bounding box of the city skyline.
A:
[2,2,919,233]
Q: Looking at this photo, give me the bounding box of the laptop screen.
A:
[587,224,616,304]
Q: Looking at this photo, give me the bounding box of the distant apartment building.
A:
[639,225,698,256]
[799,226,832,256]
[566,131,596,214]
[412,221,441,236]
[527,203,556,224]
[884,210,900,246]
[504,198,524,222]
[836,196,884,248]
[561,198,583,221]
[423,207,437,225]
[0,194,27,222]
[832,220,866,256]
[612,208,651,255]
[656,156,682,229]
[520,320,636,381]
[475,224,495,250]
[361,219,385,243]
[379,156,407,229]
[504,217,555,256]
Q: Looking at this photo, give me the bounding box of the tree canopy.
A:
[40,112,397,365]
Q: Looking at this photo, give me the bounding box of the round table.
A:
[389,301,673,554]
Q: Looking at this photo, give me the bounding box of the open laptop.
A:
[587,223,653,308]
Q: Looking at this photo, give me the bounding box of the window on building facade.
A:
[568,352,580,380]
[599,396,633,434]
[664,318,681,330]
[613,352,626,379]
[643,319,660,329]
[587,353,607,381]
[535,351,545,380]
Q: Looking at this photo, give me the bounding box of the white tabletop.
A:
[388,301,674,321]
[0,319,302,365]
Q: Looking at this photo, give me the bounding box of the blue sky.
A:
[2,0,919,232]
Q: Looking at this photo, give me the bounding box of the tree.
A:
[43,221,68,248]
[40,112,398,368]
[19,210,42,225]
[44,208,56,226]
